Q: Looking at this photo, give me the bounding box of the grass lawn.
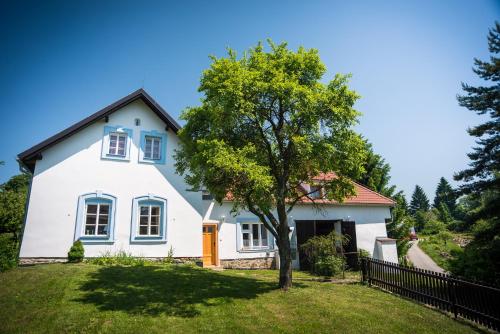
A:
[0,263,480,334]
[418,234,465,271]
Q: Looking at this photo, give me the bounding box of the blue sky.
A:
[0,0,498,200]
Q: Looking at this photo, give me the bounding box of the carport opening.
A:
[295,220,358,271]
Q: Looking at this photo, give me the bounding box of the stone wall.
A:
[221,257,276,269]
[19,258,67,265]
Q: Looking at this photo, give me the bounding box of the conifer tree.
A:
[409,185,430,215]
[433,177,456,215]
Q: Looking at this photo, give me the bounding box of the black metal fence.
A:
[360,257,500,331]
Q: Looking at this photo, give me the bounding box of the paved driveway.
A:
[407,240,445,273]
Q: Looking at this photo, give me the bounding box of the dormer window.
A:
[309,185,323,199]
[101,126,133,161]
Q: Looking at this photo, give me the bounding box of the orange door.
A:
[202,225,217,266]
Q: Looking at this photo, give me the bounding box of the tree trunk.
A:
[277,221,292,290]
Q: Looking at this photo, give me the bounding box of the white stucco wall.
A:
[19,98,395,265]
[204,201,394,268]
[20,100,203,259]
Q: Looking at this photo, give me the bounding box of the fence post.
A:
[360,257,366,283]
[447,277,458,318]
[367,258,372,286]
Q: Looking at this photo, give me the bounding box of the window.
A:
[84,202,110,236]
[241,222,268,249]
[138,204,161,236]
[309,185,323,199]
[74,193,116,243]
[144,136,162,160]
[130,195,167,243]
[101,126,132,161]
[139,130,167,164]
[108,132,127,156]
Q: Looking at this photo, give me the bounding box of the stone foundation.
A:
[19,257,203,266]
[221,257,276,269]
[19,258,67,265]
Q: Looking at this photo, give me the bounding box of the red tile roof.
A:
[224,172,395,206]
[304,172,395,206]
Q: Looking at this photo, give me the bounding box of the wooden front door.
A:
[202,225,217,266]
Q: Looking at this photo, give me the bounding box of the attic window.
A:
[108,133,127,156]
[309,185,323,199]
[101,126,132,161]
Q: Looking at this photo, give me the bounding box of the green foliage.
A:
[419,233,463,271]
[435,230,453,245]
[86,250,148,266]
[175,41,366,287]
[450,22,500,285]
[433,177,456,215]
[67,240,84,263]
[0,234,18,272]
[436,202,453,223]
[347,139,396,197]
[313,255,344,276]
[0,173,31,241]
[300,231,346,276]
[162,246,175,264]
[413,210,436,232]
[386,191,413,261]
[358,248,371,258]
[409,185,430,215]
[455,22,500,200]
[422,219,446,235]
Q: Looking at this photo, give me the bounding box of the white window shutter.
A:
[267,229,275,249]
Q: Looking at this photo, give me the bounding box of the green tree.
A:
[451,22,500,285]
[386,191,412,262]
[349,140,396,197]
[437,202,453,223]
[175,41,366,289]
[0,172,31,241]
[433,177,456,215]
[409,185,430,215]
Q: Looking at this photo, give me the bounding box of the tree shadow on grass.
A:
[75,265,290,317]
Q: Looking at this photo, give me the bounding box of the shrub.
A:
[300,231,346,276]
[314,255,344,276]
[67,240,84,263]
[358,249,371,258]
[422,220,446,235]
[0,234,18,271]
[414,210,438,231]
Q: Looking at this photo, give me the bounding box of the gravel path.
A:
[407,240,445,273]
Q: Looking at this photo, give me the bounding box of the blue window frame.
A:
[101,125,133,161]
[75,193,116,243]
[139,130,167,164]
[130,195,167,243]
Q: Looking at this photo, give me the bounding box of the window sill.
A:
[138,159,165,165]
[130,237,167,244]
[238,248,274,253]
[102,155,130,162]
[79,238,115,244]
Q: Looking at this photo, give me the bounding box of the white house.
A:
[17,89,398,269]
